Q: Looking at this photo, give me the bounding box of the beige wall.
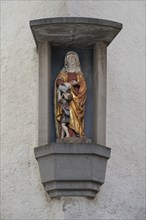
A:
[1,1,145,219]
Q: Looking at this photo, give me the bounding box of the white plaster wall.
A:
[1,0,145,220]
[65,1,146,220]
[1,1,67,220]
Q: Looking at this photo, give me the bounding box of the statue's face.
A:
[64,52,80,72]
[66,54,77,67]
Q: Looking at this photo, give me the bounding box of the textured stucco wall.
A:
[1,1,145,220]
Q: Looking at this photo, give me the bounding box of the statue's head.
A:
[64,51,81,73]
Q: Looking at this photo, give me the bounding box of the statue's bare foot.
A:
[66,134,70,138]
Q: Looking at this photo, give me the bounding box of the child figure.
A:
[57,82,73,138]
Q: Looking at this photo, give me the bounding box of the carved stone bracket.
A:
[34,143,111,198]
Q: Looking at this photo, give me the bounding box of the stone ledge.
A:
[34,143,111,198]
[56,137,92,144]
[34,143,111,159]
[30,17,122,47]
[30,17,122,29]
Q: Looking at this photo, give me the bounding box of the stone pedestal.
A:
[56,137,91,144]
[34,143,111,198]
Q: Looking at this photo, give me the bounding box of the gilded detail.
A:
[54,51,87,138]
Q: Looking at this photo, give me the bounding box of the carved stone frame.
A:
[30,17,122,198]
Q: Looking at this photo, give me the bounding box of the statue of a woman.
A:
[54,51,87,139]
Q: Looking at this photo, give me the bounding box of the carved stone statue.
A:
[54,51,87,139]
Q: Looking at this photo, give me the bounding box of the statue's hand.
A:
[71,80,78,85]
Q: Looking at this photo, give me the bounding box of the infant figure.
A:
[58,82,73,138]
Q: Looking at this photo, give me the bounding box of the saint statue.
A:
[54,51,87,139]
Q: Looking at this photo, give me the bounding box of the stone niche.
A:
[30,17,122,198]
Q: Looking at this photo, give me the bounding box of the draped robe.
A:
[55,71,87,138]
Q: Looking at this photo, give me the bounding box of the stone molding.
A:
[30,17,122,47]
[34,143,111,198]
